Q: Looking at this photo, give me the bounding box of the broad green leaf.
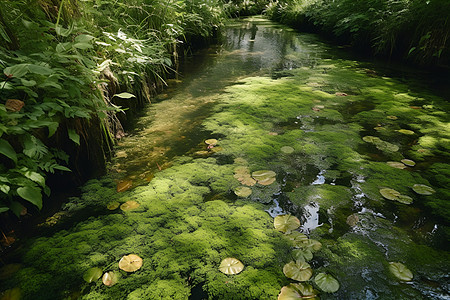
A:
[27,64,54,75]
[292,249,313,262]
[278,283,319,300]
[24,171,46,187]
[389,262,413,281]
[283,261,313,282]
[4,64,29,78]
[56,42,72,53]
[68,128,80,145]
[0,207,9,213]
[83,267,102,283]
[20,79,37,87]
[47,122,59,137]
[0,184,10,194]
[113,92,136,99]
[0,139,17,163]
[17,186,42,209]
[412,184,435,195]
[315,273,340,293]
[234,186,252,198]
[379,188,401,201]
[75,34,95,43]
[274,214,300,233]
[73,42,93,50]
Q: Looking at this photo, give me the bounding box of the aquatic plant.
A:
[314,273,340,293]
[218,257,245,275]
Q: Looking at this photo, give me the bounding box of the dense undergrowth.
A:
[0,0,242,222]
[265,0,450,66]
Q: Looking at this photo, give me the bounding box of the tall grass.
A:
[0,0,226,221]
[265,0,450,66]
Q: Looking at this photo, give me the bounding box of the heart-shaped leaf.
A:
[283,261,313,282]
[389,262,413,281]
[83,267,102,283]
[412,184,435,195]
[315,273,340,293]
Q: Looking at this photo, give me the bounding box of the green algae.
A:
[2,17,449,300]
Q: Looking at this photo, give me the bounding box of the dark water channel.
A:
[1,16,449,300]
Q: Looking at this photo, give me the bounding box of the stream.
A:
[1,16,449,300]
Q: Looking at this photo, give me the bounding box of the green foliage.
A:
[0,0,229,215]
[264,0,450,65]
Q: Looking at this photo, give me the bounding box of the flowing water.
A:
[1,16,449,300]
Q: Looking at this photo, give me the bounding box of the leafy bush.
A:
[264,0,450,66]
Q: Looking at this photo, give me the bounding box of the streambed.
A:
[1,16,449,300]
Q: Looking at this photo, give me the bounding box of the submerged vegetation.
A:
[265,0,450,66]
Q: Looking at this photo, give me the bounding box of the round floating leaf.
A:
[285,231,308,247]
[117,180,133,192]
[389,262,413,281]
[303,239,322,252]
[120,200,140,211]
[379,188,401,201]
[119,254,143,272]
[387,115,398,120]
[205,139,218,146]
[278,283,318,300]
[397,129,415,135]
[252,170,276,185]
[412,184,435,195]
[376,140,399,152]
[234,166,256,186]
[219,257,244,275]
[274,214,301,233]
[107,201,120,210]
[397,195,413,204]
[292,249,313,262]
[315,273,340,293]
[234,186,252,198]
[346,213,359,227]
[83,267,102,283]
[102,271,119,287]
[283,261,313,282]
[362,136,380,144]
[387,161,406,169]
[401,159,415,167]
[281,146,295,154]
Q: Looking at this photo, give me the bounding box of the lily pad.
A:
[120,200,140,211]
[83,267,102,283]
[283,261,313,282]
[205,139,218,146]
[281,146,295,154]
[387,115,398,120]
[302,239,322,252]
[397,195,413,204]
[119,254,143,272]
[362,136,380,144]
[285,231,308,247]
[397,129,415,135]
[412,184,435,195]
[107,201,120,210]
[315,273,340,293]
[252,170,276,185]
[387,161,406,169]
[219,257,244,275]
[234,186,252,198]
[274,214,301,233]
[234,166,256,186]
[116,180,133,192]
[389,262,413,281]
[102,271,119,287]
[292,249,313,262]
[278,283,319,300]
[379,188,401,201]
[401,159,415,167]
